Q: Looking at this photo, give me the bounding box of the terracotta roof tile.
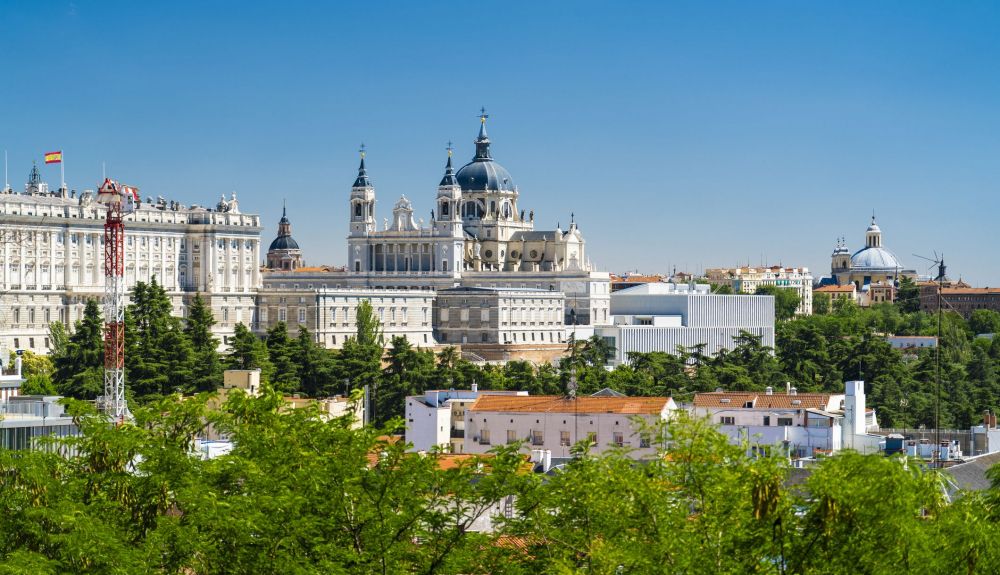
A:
[694,392,834,410]
[814,285,855,293]
[470,395,672,415]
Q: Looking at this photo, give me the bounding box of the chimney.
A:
[785,381,791,394]
[471,382,478,393]
[789,387,797,396]
[765,386,773,395]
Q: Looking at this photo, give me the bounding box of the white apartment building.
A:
[0,166,261,353]
[405,387,528,453]
[597,282,776,365]
[464,394,677,459]
[434,286,565,346]
[692,381,881,457]
[705,266,813,315]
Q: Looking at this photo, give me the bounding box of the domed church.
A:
[346,112,590,278]
[266,204,304,270]
[829,215,917,290]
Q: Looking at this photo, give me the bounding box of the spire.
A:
[439,143,458,186]
[280,199,289,224]
[353,144,372,188]
[474,108,491,160]
[277,203,292,237]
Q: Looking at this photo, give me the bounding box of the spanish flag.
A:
[44,151,62,164]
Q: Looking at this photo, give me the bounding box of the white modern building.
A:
[692,381,881,457]
[464,394,678,459]
[0,356,77,451]
[405,387,528,453]
[0,164,262,353]
[596,282,776,365]
[705,265,813,315]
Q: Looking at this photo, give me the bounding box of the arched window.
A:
[354,204,362,217]
[441,202,449,216]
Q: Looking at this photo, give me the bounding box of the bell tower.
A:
[349,146,376,237]
[435,146,463,238]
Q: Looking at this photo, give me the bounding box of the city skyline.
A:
[4,1,999,285]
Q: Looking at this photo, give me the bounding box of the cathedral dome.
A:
[269,235,300,251]
[850,246,901,272]
[455,113,516,192]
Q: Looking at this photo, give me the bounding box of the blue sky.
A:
[3,1,999,284]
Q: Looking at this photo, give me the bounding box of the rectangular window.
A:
[507,430,517,444]
[777,417,794,427]
[298,308,306,323]
[612,432,624,447]
[531,430,544,446]
[440,309,449,322]
[639,434,651,448]
[560,431,571,446]
[720,416,735,425]
[479,429,491,445]
[481,308,490,322]
[279,308,286,322]
[763,416,771,426]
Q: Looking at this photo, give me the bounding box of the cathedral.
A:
[824,215,917,300]
[346,113,590,279]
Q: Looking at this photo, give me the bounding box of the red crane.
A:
[97,178,138,420]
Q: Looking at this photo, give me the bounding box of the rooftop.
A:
[470,395,673,415]
[693,392,836,410]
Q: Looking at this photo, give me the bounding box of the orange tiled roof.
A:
[611,274,666,284]
[694,392,834,410]
[814,285,855,293]
[470,395,672,415]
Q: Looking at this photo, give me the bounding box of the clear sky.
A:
[3,1,999,285]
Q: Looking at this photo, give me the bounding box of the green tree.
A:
[184,294,223,392]
[225,323,273,382]
[755,284,801,321]
[897,275,921,313]
[52,299,105,399]
[126,277,195,400]
[266,321,299,393]
[813,291,831,315]
[11,350,57,395]
[293,326,338,398]
[970,309,1000,336]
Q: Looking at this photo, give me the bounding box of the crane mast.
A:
[97,178,138,421]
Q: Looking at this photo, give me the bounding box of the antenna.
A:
[913,250,946,465]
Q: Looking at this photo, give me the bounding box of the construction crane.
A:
[96,178,139,421]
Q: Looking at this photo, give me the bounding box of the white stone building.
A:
[0,164,262,352]
[691,381,881,457]
[596,282,776,365]
[341,114,611,328]
[464,394,677,459]
[434,286,565,346]
[405,387,528,453]
[705,265,813,315]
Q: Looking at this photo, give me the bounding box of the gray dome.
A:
[455,115,516,192]
[455,159,515,192]
[851,247,901,271]
[269,235,300,251]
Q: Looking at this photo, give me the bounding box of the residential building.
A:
[0,165,262,353]
[609,273,666,292]
[405,387,528,453]
[692,381,881,457]
[813,284,857,307]
[596,282,775,365]
[434,286,565,362]
[283,394,364,428]
[919,284,1000,319]
[0,359,77,451]
[705,266,813,315]
[464,394,678,459]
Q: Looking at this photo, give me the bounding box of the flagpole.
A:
[61,152,66,194]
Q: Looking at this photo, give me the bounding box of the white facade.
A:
[405,388,528,453]
[692,381,881,457]
[705,266,814,315]
[464,395,677,459]
[341,116,611,329]
[434,286,565,346]
[0,168,261,353]
[598,282,776,364]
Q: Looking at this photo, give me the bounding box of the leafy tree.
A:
[225,322,273,382]
[266,321,299,393]
[755,284,801,321]
[184,294,223,392]
[52,299,104,399]
[11,350,57,395]
[897,275,921,313]
[970,309,1000,336]
[813,291,831,315]
[294,326,338,398]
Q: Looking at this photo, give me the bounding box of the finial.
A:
[571,212,575,224]
[447,141,453,157]
[479,107,488,122]
[282,198,287,217]
[359,142,366,159]
[871,209,876,224]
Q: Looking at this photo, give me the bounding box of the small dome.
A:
[851,246,901,271]
[269,235,300,251]
[455,159,515,192]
